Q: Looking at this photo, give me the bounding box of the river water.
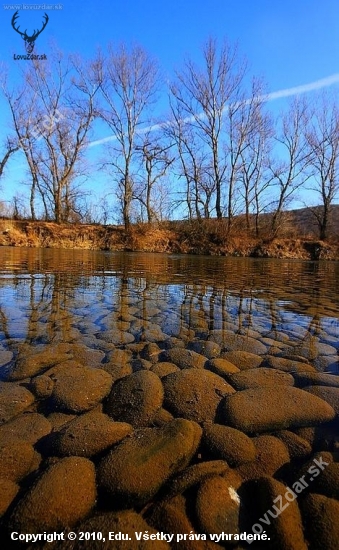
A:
[0,247,338,368]
[0,247,339,548]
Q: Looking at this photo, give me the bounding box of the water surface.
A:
[0,248,338,370]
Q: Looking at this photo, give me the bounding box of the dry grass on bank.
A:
[0,216,338,260]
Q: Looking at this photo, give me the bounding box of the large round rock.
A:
[195,476,242,536]
[159,348,207,369]
[0,413,51,446]
[221,351,263,370]
[48,364,112,413]
[6,344,71,380]
[220,386,335,433]
[42,410,132,457]
[236,435,290,480]
[248,476,307,549]
[303,385,339,416]
[264,356,315,373]
[97,418,202,506]
[0,441,40,482]
[0,383,35,424]
[9,456,96,533]
[293,372,339,389]
[163,369,235,423]
[228,367,294,390]
[202,424,256,467]
[301,493,339,550]
[105,370,164,427]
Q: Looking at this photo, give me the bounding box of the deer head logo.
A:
[11,11,49,54]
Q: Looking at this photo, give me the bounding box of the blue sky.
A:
[1,0,339,216]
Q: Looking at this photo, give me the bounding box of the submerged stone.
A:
[48,364,112,413]
[41,410,132,457]
[0,350,13,368]
[105,370,164,428]
[163,369,235,423]
[97,418,202,506]
[301,493,339,550]
[0,413,51,446]
[220,386,335,433]
[9,456,96,534]
[202,424,257,466]
[0,383,35,424]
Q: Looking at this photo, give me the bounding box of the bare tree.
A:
[305,92,339,240]
[2,49,99,223]
[170,37,247,220]
[239,107,274,235]
[268,98,311,235]
[97,43,159,230]
[1,69,42,219]
[166,97,214,220]
[223,78,269,232]
[135,131,174,222]
[0,137,19,179]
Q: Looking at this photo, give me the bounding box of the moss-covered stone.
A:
[97,418,202,506]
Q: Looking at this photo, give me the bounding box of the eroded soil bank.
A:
[0,219,338,260]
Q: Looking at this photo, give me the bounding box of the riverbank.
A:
[0,219,338,260]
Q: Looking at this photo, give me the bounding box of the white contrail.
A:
[263,73,339,101]
[88,73,339,148]
[65,73,339,149]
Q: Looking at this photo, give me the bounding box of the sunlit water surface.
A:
[0,247,338,374]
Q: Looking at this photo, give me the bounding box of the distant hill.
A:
[284,205,339,239]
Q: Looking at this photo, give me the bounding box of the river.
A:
[0,247,338,548]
